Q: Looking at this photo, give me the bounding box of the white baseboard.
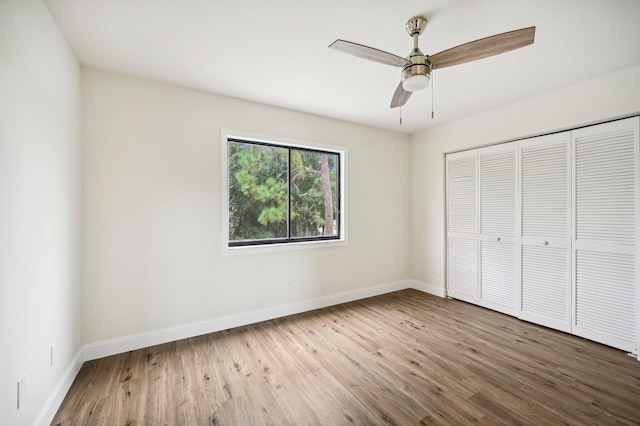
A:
[83,279,412,361]
[33,348,85,426]
[36,279,418,424]
[409,280,446,298]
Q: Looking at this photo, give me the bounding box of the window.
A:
[223,131,345,251]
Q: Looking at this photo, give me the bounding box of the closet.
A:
[445,116,639,354]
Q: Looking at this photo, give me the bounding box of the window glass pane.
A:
[290,149,339,238]
[228,141,289,242]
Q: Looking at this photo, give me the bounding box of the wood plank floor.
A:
[52,290,640,425]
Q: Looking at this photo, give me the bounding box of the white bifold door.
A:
[572,118,640,352]
[518,133,572,332]
[446,150,478,304]
[478,144,518,316]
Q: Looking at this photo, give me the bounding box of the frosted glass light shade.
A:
[402,74,430,92]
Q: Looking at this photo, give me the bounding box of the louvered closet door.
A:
[446,150,478,304]
[519,133,571,332]
[479,143,518,316]
[572,117,640,352]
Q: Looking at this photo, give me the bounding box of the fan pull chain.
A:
[431,70,435,120]
[399,107,403,125]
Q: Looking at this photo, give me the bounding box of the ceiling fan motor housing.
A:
[401,48,431,91]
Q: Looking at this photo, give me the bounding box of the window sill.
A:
[223,238,348,256]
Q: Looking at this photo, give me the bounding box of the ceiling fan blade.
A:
[329,39,411,68]
[390,81,412,108]
[430,26,535,70]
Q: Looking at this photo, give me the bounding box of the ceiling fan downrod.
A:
[401,16,431,92]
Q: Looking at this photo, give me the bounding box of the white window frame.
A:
[221,129,348,256]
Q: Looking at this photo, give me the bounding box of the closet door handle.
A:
[496,237,501,242]
[543,240,549,246]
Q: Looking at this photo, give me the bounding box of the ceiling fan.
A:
[329,17,535,109]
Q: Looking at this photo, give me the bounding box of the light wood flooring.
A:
[52,289,640,425]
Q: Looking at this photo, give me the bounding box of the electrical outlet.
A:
[435,265,442,276]
[17,375,26,409]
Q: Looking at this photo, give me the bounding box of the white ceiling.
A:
[45,0,640,134]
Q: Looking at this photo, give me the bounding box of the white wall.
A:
[81,68,412,345]
[411,64,640,291]
[0,1,81,424]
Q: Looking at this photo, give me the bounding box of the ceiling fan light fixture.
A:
[402,74,430,91]
[401,62,431,91]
